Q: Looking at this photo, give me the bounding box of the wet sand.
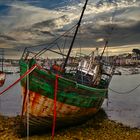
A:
[0,109,140,140]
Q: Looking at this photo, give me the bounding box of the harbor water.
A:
[0,73,140,128]
[103,74,140,128]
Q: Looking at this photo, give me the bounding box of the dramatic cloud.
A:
[0,0,140,59]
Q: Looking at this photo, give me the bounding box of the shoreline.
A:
[0,109,140,140]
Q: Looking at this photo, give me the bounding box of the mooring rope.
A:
[109,82,140,94]
[26,65,30,140]
[0,64,37,95]
[52,74,59,140]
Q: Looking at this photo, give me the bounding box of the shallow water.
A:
[0,73,140,128]
[0,74,22,116]
[102,74,140,128]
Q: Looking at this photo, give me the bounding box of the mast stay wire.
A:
[22,24,77,59]
[34,24,77,58]
[23,1,87,58]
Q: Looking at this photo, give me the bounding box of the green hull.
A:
[19,59,107,131]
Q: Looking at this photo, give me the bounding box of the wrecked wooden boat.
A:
[19,0,115,133]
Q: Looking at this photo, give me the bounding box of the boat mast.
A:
[100,40,108,61]
[63,0,89,69]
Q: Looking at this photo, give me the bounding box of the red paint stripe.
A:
[52,74,59,140]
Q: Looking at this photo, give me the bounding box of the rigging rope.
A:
[21,24,77,61]
[32,24,77,59]
[52,74,59,140]
[109,82,140,94]
[0,64,37,95]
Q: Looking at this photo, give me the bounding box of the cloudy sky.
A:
[0,0,140,59]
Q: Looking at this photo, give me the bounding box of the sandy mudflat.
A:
[0,110,140,140]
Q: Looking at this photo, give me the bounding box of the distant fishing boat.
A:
[0,49,6,87]
[19,0,115,133]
